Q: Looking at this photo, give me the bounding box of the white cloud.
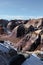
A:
[0,15,43,20]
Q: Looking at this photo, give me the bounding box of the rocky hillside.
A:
[0,18,43,65]
[0,18,43,51]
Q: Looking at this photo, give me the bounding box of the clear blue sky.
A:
[0,0,43,20]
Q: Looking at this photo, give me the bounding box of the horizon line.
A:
[0,15,43,20]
